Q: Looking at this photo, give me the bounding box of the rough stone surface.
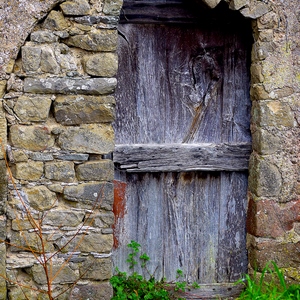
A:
[14,95,52,122]
[11,150,28,162]
[32,263,77,284]
[240,3,270,19]
[43,10,69,31]
[31,30,59,43]
[73,15,119,26]
[58,124,114,154]
[80,257,112,279]
[56,231,113,253]
[229,0,249,10]
[45,161,75,182]
[76,160,114,181]
[0,103,7,159]
[54,153,89,161]
[256,11,280,30]
[60,0,91,16]
[63,182,113,208]
[41,47,61,74]
[54,44,78,72]
[24,77,117,95]
[0,81,6,98]
[201,0,222,9]
[12,161,44,181]
[29,152,54,161]
[11,217,38,231]
[252,100,295,128]
[70,282,113,300]
[43,210,85,227]
[0,0,62,77]
[103,0,124,16]
[8,287,41,300]
[65,29,118,51]
[250,84,269,100]
[22,46,42,72]
[92,211,115,228]
[247,198,300,238]
[47,183,64,194]
[248,154,282,197]
[24,185,57,211]
[54,95,115,125]
[0,243,6,299]
[10,125,54,151]
[251,128,281,155]
[0,0,120,297]
[83,52,118,77]
[0,216,6,241]
[0,160,7,214]
[248,236,300,271]
[10,230,54,253]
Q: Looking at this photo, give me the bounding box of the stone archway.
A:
[0,0,299,298]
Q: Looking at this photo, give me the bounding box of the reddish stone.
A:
[247,197,300,238]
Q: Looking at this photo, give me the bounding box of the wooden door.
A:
[113,0,252,292]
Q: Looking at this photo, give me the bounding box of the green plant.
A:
[174,270,186,293]
[110,240,200,300]
[236,261,300,300]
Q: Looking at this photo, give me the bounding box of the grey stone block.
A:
[54,95,115,125]
[58,124,114,154]
[24,77,117,95]
[31,31,59,43]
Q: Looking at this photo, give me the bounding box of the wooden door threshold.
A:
[175,283,244,299]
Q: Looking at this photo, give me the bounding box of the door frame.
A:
[114,0,251,298]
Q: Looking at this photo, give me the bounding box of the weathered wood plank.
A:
[119,1,245,25]
[120,1,202,24]
[217,172,248,281]
[114,143,251,172]
[112,172,248,283]
[115,22,252,144]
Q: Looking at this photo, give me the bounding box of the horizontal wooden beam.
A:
[119,1,244,25]
[119,1,208,24]
[114,143,252,172]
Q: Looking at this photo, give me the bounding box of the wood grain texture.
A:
[113,172,248,283]
[119,1,246,25]
[114,143,252,171]
[114,23,252,144]
[113,2,252,289]
[181,283,244,299]
[120,0,204,24]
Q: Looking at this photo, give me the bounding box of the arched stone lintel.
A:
[0,0,64,79]
[201,0,271,19]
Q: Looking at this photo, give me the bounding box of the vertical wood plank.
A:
[217,172,248,282]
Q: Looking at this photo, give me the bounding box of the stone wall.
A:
[0,0,122,299]
[246,0,300,283]
[0,0,299,298]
